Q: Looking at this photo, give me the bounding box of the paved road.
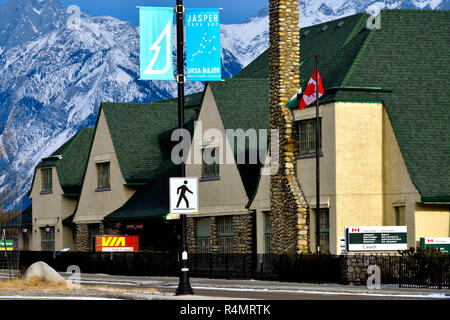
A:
[70,273,450,300]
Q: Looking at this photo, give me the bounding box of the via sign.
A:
[420,237,450,253]
[170,177,199,214]
[95,236,139,252]
[0,239,14,251]
[346,226,407,251]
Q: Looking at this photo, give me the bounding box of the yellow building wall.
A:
[381,107,422,248]
[73,109,135,224]
[334,102,385,252]
[261,101,445,253]
[415,205,450,242]
[294,102,386,254]
[294,103,337,253]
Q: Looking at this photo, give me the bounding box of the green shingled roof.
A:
[104,78,269,220]
[37,128,95,195]
[3,205,32,228]
[101,102,197,183]
[103,161,178,221]
[236,9,450,202]
[101,101,197,221]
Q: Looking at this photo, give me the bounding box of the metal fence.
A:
[12,251,450,289]
[373,255,450,289]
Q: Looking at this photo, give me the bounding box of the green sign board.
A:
[420,237,450,253]
[0,239,14,251]
[0,240,13,247]
[346,226,408,251]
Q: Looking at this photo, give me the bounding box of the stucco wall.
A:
[73,109,135,224]
[294,103,336,252]
[29,166,77,251]
[249,171,270,254]
[186,85,250,217]
[381,107,422,247]
[415,204,450,242]
[334,102,384,250]
[294,102,387,253]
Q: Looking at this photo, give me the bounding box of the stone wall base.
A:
[341,252,401,285]
[186,214,254,254]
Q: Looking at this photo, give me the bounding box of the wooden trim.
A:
[296,153,323,160]
[95,187,111,192]
[199,176,220,182]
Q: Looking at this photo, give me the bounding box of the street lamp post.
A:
[175,0,194,296]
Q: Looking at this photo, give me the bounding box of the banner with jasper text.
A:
[185,8,222,81]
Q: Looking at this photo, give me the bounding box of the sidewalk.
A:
[70,273,450,300]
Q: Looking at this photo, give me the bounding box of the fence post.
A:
[225,254,229,279]
[242,254,245,279]
[260,255,263,280]
[209,253,212,279]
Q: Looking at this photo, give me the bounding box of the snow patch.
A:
[32,7,43,15]
[114,68,132,84]
[411,0,433,8]
[429,0,444,9]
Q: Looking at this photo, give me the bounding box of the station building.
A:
[7,10,450,254]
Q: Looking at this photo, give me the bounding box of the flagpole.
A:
[175,0,194,296]
[315,54,321,254]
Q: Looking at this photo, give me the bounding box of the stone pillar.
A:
[269,0,309,254]
[186,216,196,253]
[210,217,218,253]
[233,214,253,254]
[75,224,89,252]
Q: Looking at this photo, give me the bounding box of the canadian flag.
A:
[299,68,324,110]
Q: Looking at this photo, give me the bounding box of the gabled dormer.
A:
[28,128,94,251]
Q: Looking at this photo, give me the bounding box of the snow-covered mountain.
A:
[0,0,448,209]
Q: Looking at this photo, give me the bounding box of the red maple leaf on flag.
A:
[299,68,324,110]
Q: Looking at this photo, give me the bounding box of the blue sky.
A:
[0,0,268,25]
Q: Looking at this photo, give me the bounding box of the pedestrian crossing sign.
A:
[170,177,199,214]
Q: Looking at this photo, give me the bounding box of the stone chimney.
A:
[269,0,309,253]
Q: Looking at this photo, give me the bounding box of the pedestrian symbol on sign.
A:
[176,180,193,209]
[170,177,199,215]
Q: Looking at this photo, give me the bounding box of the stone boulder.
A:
[23,261,67,285]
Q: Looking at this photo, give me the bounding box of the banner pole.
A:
[175,0,194,296]
[315,54,321,254]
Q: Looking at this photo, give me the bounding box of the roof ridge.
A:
[55,128,92,167]
[340,26,376,87]
[301,12,365,31]
[381,8,450,13]
[341,13,368,48]
[102,101,176,106]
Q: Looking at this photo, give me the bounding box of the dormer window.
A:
[96,162,110,191]
[41,168,52,193]
[201,147,219,180]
